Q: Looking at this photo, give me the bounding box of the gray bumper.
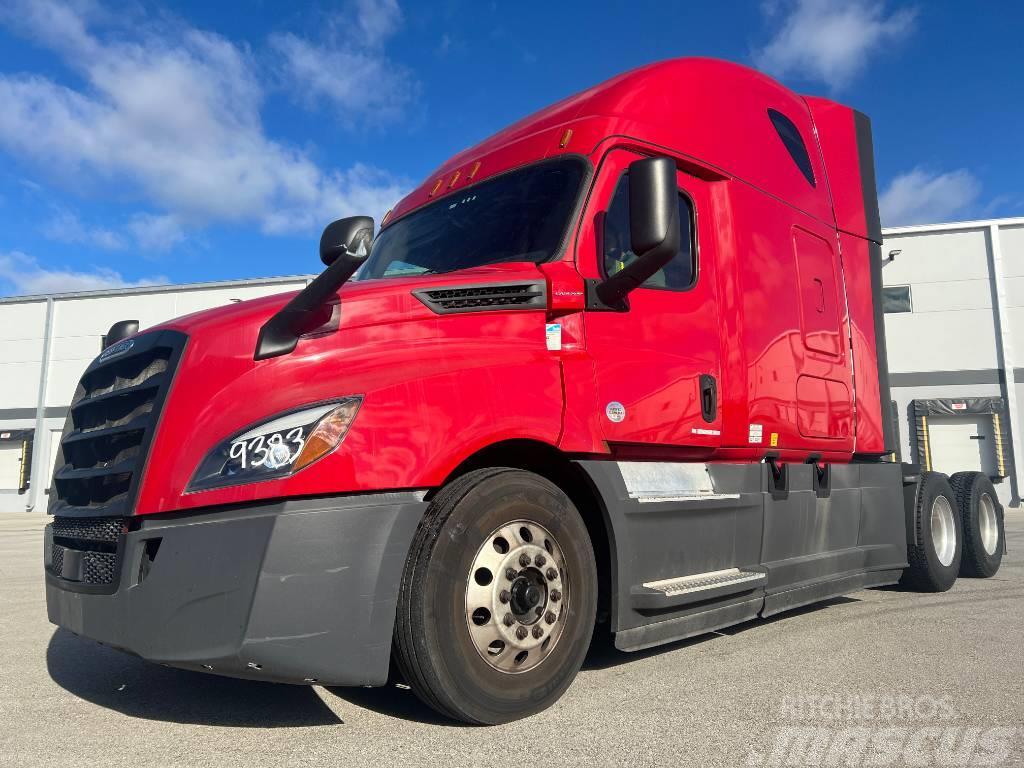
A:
[46,492,428,686]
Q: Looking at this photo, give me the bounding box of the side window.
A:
[768,108,816,188]
[602,174,695,290]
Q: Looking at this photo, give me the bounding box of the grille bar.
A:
[61,418,149,446]
[70,375,162,413]
[54,459,136,481]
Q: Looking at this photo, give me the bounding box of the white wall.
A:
[0,301,47,412]
[881,227,999,374]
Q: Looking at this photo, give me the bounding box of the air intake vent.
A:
[413,280,546,314]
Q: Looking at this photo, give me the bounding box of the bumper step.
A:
[631,567,767,610]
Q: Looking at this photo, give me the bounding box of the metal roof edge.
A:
[0,274,316,305]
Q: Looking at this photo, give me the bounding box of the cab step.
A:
[630,567,767,610]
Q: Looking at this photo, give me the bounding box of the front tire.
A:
[900,471,962,592]
[393,468,597,724]
[949,471,1004,578]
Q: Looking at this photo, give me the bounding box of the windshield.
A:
[357,157,586,280]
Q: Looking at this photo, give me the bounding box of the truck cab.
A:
[44,58,1003,725]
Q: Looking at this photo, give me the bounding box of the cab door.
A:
[580,149,723,453]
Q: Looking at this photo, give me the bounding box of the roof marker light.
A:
[560,128,573,148]
[468,161,481,180]
[429,179,443,196]
[448,170,461,189]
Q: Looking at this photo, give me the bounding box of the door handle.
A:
[700,374,717,424]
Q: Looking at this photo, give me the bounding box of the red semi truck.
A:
[45,59,1004,724]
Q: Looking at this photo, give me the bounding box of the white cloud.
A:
[270,1,415,123]
[0,250,167,296]
[879,168,981,226]
[0,0,408,239]
[42,210,126,250]
[353,0,403,47]
[753,0,917,90]
[127,213,186,252]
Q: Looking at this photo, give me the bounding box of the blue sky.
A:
[0,0,1020,296]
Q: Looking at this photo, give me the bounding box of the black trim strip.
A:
[868,240,896,454]
[853,110,883,244]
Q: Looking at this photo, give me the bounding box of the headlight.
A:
[188,397,362,491]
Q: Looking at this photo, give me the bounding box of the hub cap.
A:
[979,493,999,556]
[465,520,568,673]
[930,495,957,567]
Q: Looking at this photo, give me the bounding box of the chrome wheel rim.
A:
[931,495,957,567]
[464,520,568,674]
[979,493,999,556]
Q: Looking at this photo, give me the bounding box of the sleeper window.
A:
[603,174,695,291]
[768,108,816,188]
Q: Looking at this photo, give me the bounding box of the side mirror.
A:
[596,157,680,307]
[254,215,374,360]
[320,216,374,267]
[104,320,139,349]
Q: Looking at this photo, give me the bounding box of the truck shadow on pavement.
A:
[46,597,860,727]
[45,629,343,727]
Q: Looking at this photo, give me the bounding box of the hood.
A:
[132,262,556,514]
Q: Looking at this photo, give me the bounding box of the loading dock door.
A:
[927,416,996,477]
[0,445,24,490]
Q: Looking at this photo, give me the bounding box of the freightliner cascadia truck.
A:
[45,58,1005,724]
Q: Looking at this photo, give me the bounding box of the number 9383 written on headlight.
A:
[188,397,362,491]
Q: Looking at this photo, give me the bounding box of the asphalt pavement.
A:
[2,512,1022,767]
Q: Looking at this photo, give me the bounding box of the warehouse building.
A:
[882,217,1024,508]
[2,215,1023,512]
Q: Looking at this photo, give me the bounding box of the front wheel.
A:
[393,468,597,724]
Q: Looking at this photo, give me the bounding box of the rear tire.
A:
[900,471,962,592]
[949,471,1004,578]
[393,468,597,724]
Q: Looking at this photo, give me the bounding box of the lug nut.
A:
[550,589,561,602]
[532,625,544,639]
[505,568,517,580]
[519,553,531,567]
[503,613,515,626]
[535,606,543,617]
[499,589,511,604]
[545,611,557,625]
[516,626,529,640]
[546,567,558,581]
[535,554,546,567]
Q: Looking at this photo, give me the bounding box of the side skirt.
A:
[572,459,908,653]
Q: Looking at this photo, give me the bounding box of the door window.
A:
[602,174,696,290]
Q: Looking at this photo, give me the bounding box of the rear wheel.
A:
[900,471,962,592]
[393,468,597,724]
[949,471,1004,578]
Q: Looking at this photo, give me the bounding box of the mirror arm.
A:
[254,251,366,360]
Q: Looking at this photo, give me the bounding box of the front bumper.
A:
[45,492,428,686]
